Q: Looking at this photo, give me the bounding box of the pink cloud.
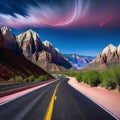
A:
[0,0,89,28]
[0,0,119,29]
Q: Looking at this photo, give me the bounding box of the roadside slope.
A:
[0,48,53,82]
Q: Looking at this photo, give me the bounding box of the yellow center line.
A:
[44,82,61,120]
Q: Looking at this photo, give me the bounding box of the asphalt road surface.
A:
[0,77,117,120]
[0,81,50,92]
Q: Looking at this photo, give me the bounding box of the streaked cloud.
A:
[0,0,89,28]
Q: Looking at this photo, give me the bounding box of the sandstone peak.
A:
[0,26,17,51]
[43,40,53,48]
[102,44,117,55]
[1,26,11,35]
[16,29,39,42]
[55,48,61,54]
[117,44,120,55]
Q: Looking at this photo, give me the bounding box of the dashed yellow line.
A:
[44,82,61,120]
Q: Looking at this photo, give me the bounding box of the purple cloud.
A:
[0,0,89,28]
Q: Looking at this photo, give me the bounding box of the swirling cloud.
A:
[0,0,89,28]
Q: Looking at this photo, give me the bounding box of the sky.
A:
[0,0,120,56]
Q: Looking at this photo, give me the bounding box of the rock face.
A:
[0,30,4,48]
[63,54,95,69]
[11,28,71,72]
[94,44,120,63]
[43,41,72,70]
[16,29,44,58]
[37,51,66,72]
[1,26,17,51]
[117,45,120,56]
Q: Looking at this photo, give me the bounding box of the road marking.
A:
[55,96,57,100]
[44,82,61,120]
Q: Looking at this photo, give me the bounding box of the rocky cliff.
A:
[1,26,18,51]
[0,26,72,72]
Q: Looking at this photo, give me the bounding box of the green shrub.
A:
[101,71,116,89]
[38,75,46,81]
[27,75,36,82]
[15,76,23,82]
[82,72,89,84]
[82,70,101,86]
[110,65,120,91]
[8,78,15,82]
[75,72,83,82]
[24,78,29,82]
[65,72,77,77]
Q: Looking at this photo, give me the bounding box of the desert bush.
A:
[27,75,36,82]
[65,72,77,77]
[24,78,29,82]
[110,65,120,91]
[38,75,46,81]
[75,72,83,82]
[8,78,15,82]
[15,76,24,82]
[101,71,116,89]
[82,70,101,86]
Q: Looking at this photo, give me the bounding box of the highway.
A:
[0,77,117,120]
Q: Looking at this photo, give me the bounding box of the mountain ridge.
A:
[63,54,95,69]
[0,26,72,72]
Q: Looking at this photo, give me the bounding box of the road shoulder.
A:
[68,77,120,119]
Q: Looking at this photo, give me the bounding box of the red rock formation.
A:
[16,31,72,72]
[95,44,120,64]
[16,29,44,59]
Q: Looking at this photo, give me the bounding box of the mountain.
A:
[16,29,44,58]
[95,44,119,63]
[84,44,120,70]
[118,45,120,56]
[1,26,18,51]
[0,26,72,72]
[63,54,95,69]
[0,30,53,82]
[42,41,72,70]
[15,29,72,72]
[0,30,4,48]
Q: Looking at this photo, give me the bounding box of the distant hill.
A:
[63,54,95,69]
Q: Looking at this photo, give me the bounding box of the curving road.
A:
[0,77,117,120]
